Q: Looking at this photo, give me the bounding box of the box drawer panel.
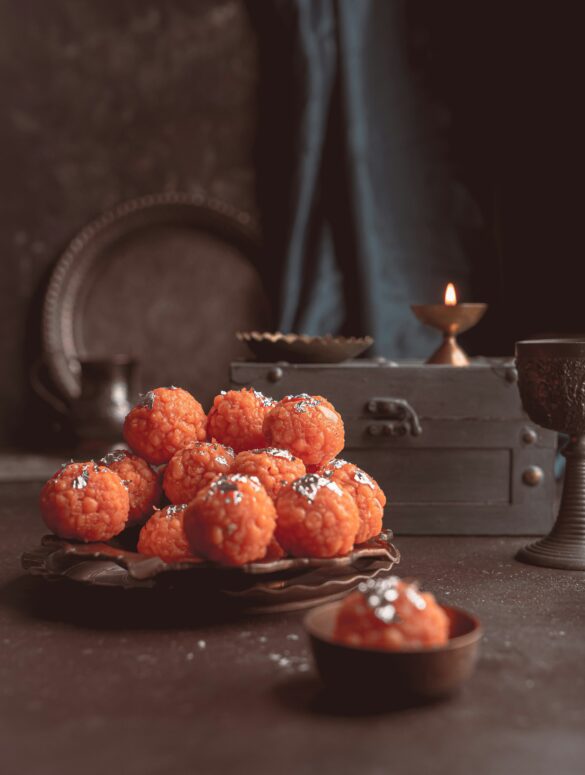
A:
[346,448,511,505]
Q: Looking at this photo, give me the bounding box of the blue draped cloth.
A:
[251,0,489,358]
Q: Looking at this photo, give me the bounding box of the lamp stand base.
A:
[426,335,469,366]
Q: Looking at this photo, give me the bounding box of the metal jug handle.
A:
[30,358,69,415]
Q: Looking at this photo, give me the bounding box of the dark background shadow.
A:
[1,0,583,447]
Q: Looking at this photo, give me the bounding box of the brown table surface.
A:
[1,481,584,775]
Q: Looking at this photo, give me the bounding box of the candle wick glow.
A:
[444,283,457,306]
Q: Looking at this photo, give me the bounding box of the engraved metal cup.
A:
[516,339,585,570]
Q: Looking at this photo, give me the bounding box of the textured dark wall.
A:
[0,0,258,444]
[2,0,581,447]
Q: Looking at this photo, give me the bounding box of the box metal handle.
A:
[366,398,422,438]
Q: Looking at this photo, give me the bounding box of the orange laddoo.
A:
[163,442,235,504]
[184,474,276,566]
[123,386,206,465]
[334,577,449,650]
[40,461,129,542]
[137,504,194,563]
[275,473,359,558]
[263,394,344,468]
[206,388,275,453]
[100,449,162,526]
[321,458,386,543]
[232,447,306,500]
[264,535,287,560]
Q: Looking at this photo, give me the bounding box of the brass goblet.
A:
[516,339,585,570]
[410,303,487,366]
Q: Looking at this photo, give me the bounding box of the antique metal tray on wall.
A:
[42,192,269,409]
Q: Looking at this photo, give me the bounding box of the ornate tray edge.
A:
[42,190,261,399]
[22,531,399,583]
[236,332,374,346]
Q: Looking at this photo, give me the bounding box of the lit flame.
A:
[444,283,457,306]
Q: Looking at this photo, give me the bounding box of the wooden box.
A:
[230,360,557,535]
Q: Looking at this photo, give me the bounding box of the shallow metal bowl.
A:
[236,332,374,364]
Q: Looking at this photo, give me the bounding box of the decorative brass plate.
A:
[236,331,374,364]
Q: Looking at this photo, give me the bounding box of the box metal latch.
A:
[366,398,422,438]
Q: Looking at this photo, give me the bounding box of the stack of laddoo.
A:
[39,385,389,566]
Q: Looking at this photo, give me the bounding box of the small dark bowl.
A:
[236,332,374,364]
[305,601,482,704]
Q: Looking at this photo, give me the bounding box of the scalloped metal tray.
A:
[236,331,374,364]
[22,531,400,613]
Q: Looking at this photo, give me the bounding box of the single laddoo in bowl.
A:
[305,577,482,704]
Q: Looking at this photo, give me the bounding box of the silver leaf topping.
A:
[165,504,188,517]
[56,459,75,479]
[206,474,260,504]
[405,583,427,610]
[137,391,155,410]
[215,456,230,468]
[376,605,398,624]
[357,577,427,624]
[230,473,262,489]
[100,450,128,466]
[357,577,401,623]
[293,397,321,414]
[72,466,91,490]
[253,389,276,407]
[291,474,343,502]
[330,458,349,469]
[208,477,238,496]
[354,469,375,489]
[249,447,295,461]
